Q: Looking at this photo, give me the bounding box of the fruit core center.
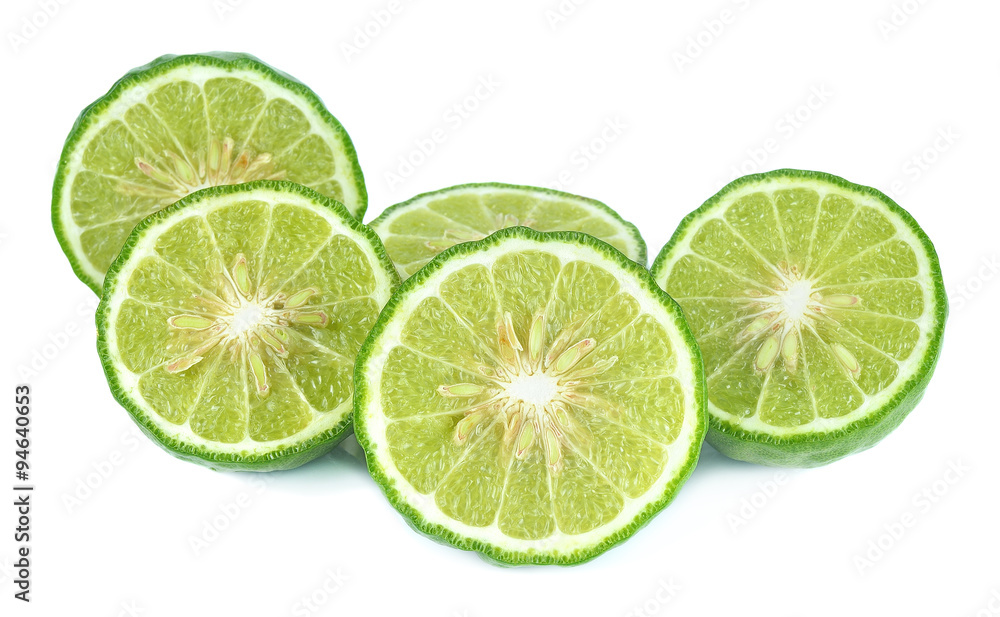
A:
[504,372,559,407]
[161,253,328,397]
[229,304,266,337]
[778,279,814,322]
[740,261,863,378]
[436,310,617,474]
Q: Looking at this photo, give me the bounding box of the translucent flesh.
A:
[69,74,352,279]
[379,251,686,535]
[661,188,924,429]
[376,188,638,277]
[114,200,381,444]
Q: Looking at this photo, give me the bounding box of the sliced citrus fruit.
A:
[651,169,946,467]
[54,52,367,293]
[97,181,397,471]
[355,227,705,564]
[369,183,646,278]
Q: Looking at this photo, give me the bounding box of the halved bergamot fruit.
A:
[354,227,705,565]
[369,183,646,279]
[54,52,367,293]
[651,169,946,467]
[97,181,397,471]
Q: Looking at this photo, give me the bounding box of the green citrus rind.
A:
[53,51,368,294]
[369,182,647,278]
[650,169,947,467]
[97,180,398,472]
[355,226,706,565]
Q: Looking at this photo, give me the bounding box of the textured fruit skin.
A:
[369,181,648,266]
[651,169,948,468]
[52,51,368,294]
[354,226,707,565]
[96,181,399,472]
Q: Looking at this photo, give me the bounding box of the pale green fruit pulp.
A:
[97,181,397,471]
[369,183,646,278]
[355,227,705,564]
[651,169,946,467]
[53,52,367,293]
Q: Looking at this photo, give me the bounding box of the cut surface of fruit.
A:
[651,169,946,467]
[54,52,367,293]
[355,227,705,565]
[369,183,646,278]
[97,181,397,471]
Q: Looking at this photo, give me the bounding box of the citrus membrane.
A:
[97,181,397,471]
[53,52,367,293]
[369,183,646,278]
[651,169,946,467]
[355,227,705,565]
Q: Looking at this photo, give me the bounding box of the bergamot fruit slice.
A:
[54,52,367,293]
[97,181,397,471]
[651,169,946,467]
[354,227,705,565]
[369,183,646,278]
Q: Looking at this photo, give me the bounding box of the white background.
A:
[3,0,997,615]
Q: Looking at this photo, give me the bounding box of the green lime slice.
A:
[369,183,646,279]
[355,227,705,564]
[54,52,367,294]
[651,169,946,467]
[97,181,397,471]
